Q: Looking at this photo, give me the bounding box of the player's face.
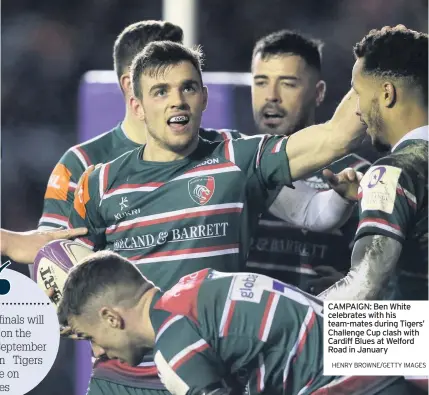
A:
[352,59,390,153]
[138,61,208,155]
[252,54,324,136]
[70,315,148,366]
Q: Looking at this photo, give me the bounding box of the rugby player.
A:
[36,21,245,395]
[318,26,428,301]
[248,30,377,292]
[36,21,361,395]
[64,40,365,391]
[0,227,87,263]
[38,21,186,233]
[67,41,364,289]
[57,251,414,395]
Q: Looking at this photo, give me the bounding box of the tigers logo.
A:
[188,176,215,205]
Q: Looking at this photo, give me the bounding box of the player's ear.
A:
[100,307,123,329]
[130,96,145,121]
[202,85,208,112]
[120,73,132,96]
[382,81,396,108]
[315,80,327,107]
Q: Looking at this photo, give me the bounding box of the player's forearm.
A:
[268,183,354,231]
[286,123,349,181]
[302,189,355,232]
[318,235,402,300]
[0,229,13,256]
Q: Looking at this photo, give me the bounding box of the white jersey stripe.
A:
[74,238,95,251]
[99,164,106,202]
[297,380,313,395]
[403,187,417,204]
[137,362,157,368]
[357,221,404,238]
[257,353,266,392]
[172,165,241,182]
[283,308,314,386]
[219,279,235,337]
[227,140,235,164]
[39,217,68,227]
[220,130,233,139]
[247,261,317,276]
[168,339,208,368]
[400,270,428,280]
[69,181,77,190]
[102,186,159,200]
[273,136,287,153]
[133,248,239,265]
[156,315,184,342]
[100,165,241,202]
[71,147,89,169]
[312,375,351,392]
[107,202,243,232]
[260,293,280,342]
[255,136,267,168]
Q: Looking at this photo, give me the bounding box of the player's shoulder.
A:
[199,128,244,142]
[370,140,427,177]
[90,146,140,181]
[60,126,119,167]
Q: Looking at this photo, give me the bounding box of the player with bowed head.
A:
[57,251,415,395]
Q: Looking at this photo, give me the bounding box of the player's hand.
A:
[2,228,88,264]
[307,265,345,295]
[75,164,102,198]
[323,167,363,201]
[328,89,366,150]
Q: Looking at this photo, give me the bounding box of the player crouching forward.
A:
[58,251,413,395]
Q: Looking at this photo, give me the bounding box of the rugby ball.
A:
[34,239,93,309]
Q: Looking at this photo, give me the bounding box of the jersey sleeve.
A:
[154,315,225,395]
[67,166,106,251]
[355,162,417,243]
[38,148,88,229]
[229,135,292,190]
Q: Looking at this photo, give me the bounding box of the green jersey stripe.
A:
[106,203,243,234]
[128,244,239,264]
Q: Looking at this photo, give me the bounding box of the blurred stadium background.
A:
[1,0,428,394]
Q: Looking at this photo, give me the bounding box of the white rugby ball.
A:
[34,239,93,309]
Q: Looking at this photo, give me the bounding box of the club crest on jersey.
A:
[188,176,215,205]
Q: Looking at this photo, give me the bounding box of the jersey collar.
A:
[391,125,429,152]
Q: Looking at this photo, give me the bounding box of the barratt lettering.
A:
[113,222,229,251]
[171,222,228,240]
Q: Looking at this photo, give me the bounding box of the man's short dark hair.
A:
[130,41,204,100]
[252,29,324,72]
[354,26,428,104]
[113,20,184,82]
[57,251,153,327]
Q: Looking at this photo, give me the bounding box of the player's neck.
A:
[388,106,428,148]
[131,288,158,348]
[143,136,199,162]
[122,106,147,145]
